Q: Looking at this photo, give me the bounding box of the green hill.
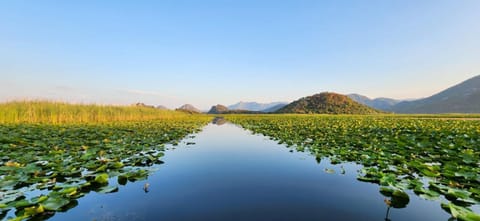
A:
[276,92,382,114]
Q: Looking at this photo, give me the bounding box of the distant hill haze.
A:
[176,104,201,113]
[390,75,480,113]
[276,92,381,114]
[156,105,169,110]
[347,94,401,111]
[228,101,288,112]
[261,103,287,112]
[206,104,264,114]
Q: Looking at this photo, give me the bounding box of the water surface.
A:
[51,123,451,221]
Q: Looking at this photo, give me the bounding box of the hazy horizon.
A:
[1,1,479,110]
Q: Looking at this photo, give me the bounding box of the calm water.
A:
[50,123,451,221]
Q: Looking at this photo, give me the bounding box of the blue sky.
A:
[1,0,479,110]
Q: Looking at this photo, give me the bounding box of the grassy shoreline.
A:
[0,101,197,124]
[2,101,479,124]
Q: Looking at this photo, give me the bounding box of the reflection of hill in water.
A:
[212,117,227,125]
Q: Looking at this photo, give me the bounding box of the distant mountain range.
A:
[347,94,402,111]
[348,75,480,113]
[228,101,288,112]
[262,103,288,112]
[276,92,381,114]
[207,104,265,114]
[390,75,480,113]
[205,75,480,114]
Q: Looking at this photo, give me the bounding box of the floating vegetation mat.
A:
[0,117,210,220]
[227,115,480,220]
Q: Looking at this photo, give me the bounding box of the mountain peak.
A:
[391,74,480,113]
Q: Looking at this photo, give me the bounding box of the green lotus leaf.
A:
[59,187,78,197]
[470,188,480,200]
[96,185,118,194]
[13,199,34,208]
[414,186,440,200]
[41,195,70,211]
[418,168,440,177]
[379,187,394,197]
[125,170,149,182]
[357,176,379,183]
[442,203,480,221]
[419,193,440,201]
[30,195,48,204]
[447,188,472,200]
[93,173,109,185]
[95,164,107,172]
[390,190,410,208]
[24,204,45,216]
[109,161,124,169]
[379,174,397,186]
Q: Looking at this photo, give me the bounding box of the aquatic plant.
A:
[0,116,210,220]
[228,114,480,220]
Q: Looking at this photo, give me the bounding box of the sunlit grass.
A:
[0,101,198,124]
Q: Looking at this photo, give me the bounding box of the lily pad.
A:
[93,173,109,185]
[96,185,118,194]
[442,203,480,221]
[24,204,45,216]
[41,195,70,211]
[227,115,480,214]
[382,189,410,209]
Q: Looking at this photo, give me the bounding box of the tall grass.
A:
[0,101,196,124]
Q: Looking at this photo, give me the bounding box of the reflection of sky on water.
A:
[50,123,454,221]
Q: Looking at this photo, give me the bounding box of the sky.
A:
[1,0,479,110]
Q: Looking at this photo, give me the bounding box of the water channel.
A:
[50,122,451,221]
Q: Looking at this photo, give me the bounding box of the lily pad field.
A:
[1,103,480,220]
[227,115,480,220]
[0,102,211,220]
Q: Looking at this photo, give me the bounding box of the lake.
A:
[50,122,451,221]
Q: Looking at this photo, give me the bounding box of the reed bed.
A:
[0,101,194,124]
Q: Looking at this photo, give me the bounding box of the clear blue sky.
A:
[1,0,479,110]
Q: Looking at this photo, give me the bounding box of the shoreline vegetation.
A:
[0,101,199,124]
[1,101,479,125]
